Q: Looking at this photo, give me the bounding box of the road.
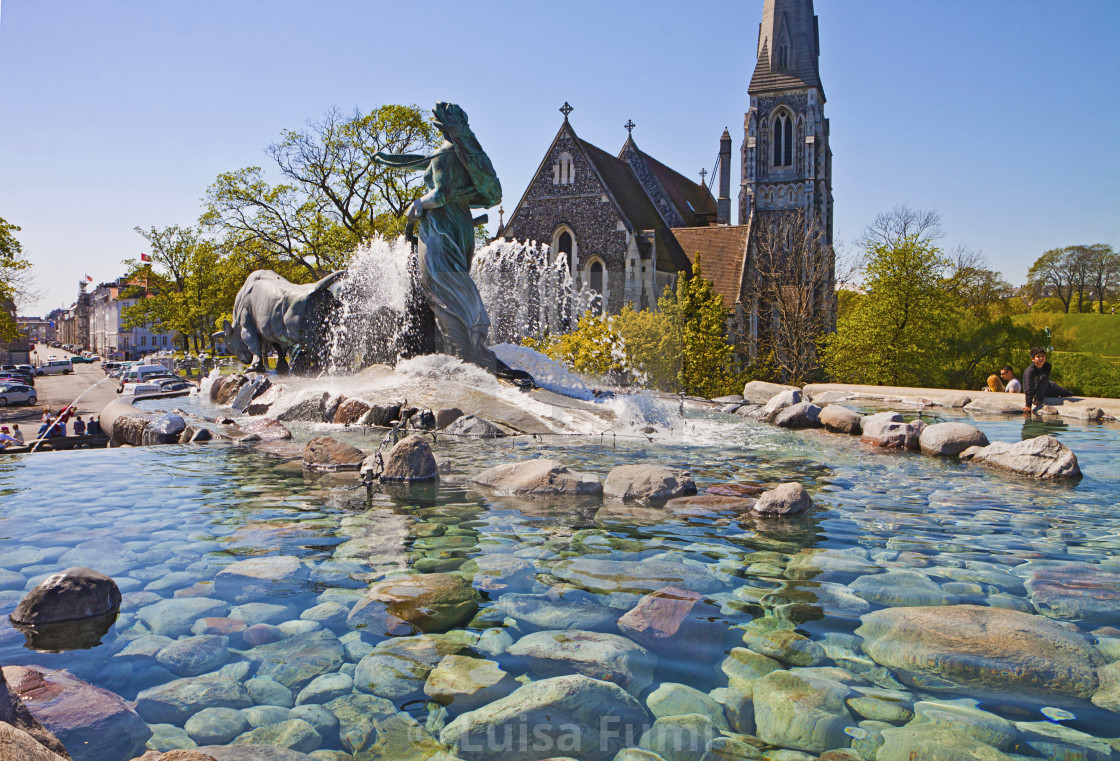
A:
[0,345,123,426]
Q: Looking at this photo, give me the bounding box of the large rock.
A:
[461,554,535,595]
[332,398,371,424]
[507,629,656,696]
[346,573,480,635]
[919,422,990,456]
[856,605,1104,701]
[773,401,822,429]
[232,719,321,754]
[143,413,187,445]
[351,637,447,701]
[753,669,852,753]
[211,374,248,405]
[378,434,439,482]
[617,587,723,654]
[136,675,252,725]
[861,413,926,451]
[495,592,619,633]
[0,723,70,761]
[759,389,801,422]
[0,666,71,758]
[184,707,249,746]
[743,381,800,405]
[10,567,121,625]
[237,417,291,442]
[136,597,230,638]
[751,482,812,517]
[818,404,863,434]
[440,674,648,761]
[423,655,518,714]
[230,374,271,413]
[301,436,365,472]
[357,402,402,427]
[604,464,697,506]
[969,435,1081,479]
[155,635,230,676]
[3,665,149,761]
[444,414,504,438]
[471,458,602,497]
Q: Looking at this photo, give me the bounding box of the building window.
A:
[772,114,793,168]
[589,261,603,294]
[558,232,572,258]
[778,44,789,69]
[140,336,146,346]
[162,335,167,346]
[554,151,575,185]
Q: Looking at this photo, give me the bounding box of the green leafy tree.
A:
[614,304,681,391]
[822,235,956,387]
[203,104,439,280]
[0,216,33,342]
[666,257,735,397]
[523,312,628,378]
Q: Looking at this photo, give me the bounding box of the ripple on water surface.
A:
[1,408,1120,757]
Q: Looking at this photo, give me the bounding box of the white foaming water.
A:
[324,236,414,372]
[472,239,598,346]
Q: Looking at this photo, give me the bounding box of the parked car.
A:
[0,372,34,387]
[0,383,37,406]
[70,355,95,364]
[35,359,72,376]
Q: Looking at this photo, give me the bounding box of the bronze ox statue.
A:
[218,270,342,373]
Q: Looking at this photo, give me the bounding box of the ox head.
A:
[216,319,253,364]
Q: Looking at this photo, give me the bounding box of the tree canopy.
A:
[0,216,32,342]
[202,104,439,280]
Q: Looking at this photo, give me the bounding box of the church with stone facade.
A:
[498,0,833,358]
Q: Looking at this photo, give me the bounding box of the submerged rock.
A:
[471,458,602,497]
[10,566,121,625]
[618,586,723,654]
[604,464,697,506]
[346,573,480,635]
[508,629,656,696]
[495,592,619,633]
[440,674,648,761]
[243,630,345,691]
[856,605,1104,701]
[550,556,726,595]
[1025,562,1120,625]
[818,404,862,435]
[423,655,518,714]
[136,674,253,725]
[969,435,1081,479]
[753,669,852,753]
[4,664,150,761]
[918,422,989,456]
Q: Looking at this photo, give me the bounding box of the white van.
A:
[122,364,171,384]
[35,359,73,376]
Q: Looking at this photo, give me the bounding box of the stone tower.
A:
[740,0,832,243]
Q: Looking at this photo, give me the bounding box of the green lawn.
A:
[1014,313,1120,356]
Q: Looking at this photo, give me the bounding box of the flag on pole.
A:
[85,274,93,282]
[140,253,151,262]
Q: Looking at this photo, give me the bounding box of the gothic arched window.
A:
[778,44,789,69]
[590,261,603,293]
[558,232,572,257]
[772,114,793,168]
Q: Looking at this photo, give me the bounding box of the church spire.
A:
[749,0,823,99]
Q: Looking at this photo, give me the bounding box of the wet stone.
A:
[155,634,230,676]
[646,682,729,729]
[295,672,352,706]
[507,629,657,696]
[739,618,825,667]
[496,592,619,633]
[423,654,518,714]
[639,713,720,761]
[243,623,286,646]
[1025,563,1120,625]
[753,669,852,753]
[550,555,726,595]
[241,704,292,728]
[233,718,322,754]
[185,706,249,746]
[346,572,480,635]
[246,676,295,708]
[849,569,959,607]
[604,464,697,506]
[137,597,230,638]
[243,630,346,691]
[10,566,121,625]
[136,675,253,725]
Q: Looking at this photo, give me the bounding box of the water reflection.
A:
[1021,416,1069,440]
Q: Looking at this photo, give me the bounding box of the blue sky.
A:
[2,0,1118,315]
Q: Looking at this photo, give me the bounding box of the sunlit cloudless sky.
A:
[2,0,1118,314]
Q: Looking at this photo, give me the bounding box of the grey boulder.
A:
[772,401,822,429]
[743,380,800,405]
[918,422,989,456]
[752,483,813,517]
[604,464,697,506]
[471,458,602,497]
[969,435,1081,479]
[818,404,863,434]
[10,566,121,625]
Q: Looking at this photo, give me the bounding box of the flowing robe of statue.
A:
[374,103,502,371]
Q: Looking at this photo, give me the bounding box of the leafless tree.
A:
[749,208,835,382]
[859,204,943,250]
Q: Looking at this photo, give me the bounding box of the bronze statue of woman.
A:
[374,102,532,386]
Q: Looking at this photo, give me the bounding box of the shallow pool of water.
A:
[2,401,1119,758]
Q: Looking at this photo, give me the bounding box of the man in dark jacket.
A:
[1023,347,1072,413]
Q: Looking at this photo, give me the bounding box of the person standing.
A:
[73,416,86,436]
[1023,347,1072,414]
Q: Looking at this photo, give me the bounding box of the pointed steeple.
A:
[749,0,823,99]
